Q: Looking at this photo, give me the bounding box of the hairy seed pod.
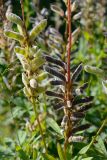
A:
[53,102,64,110]
[45,55,65,68]
[50,80,65,86]
[4,30,24,42]
[77,103,92,112]
[23,87,32,97]
[84,65,104,77]
[36,72,48,82]
[61,115,68,127]
[6,12,23,26]
[73,96,93,105]
[44,66,66,81]
[14,46,26,55]
[72,124,90,134]
[30,19,47,41]
[76,82,88,95]
[16,53,30,71]
[73,12,82,20]
[72,27,81,45]
[72,1,78,12]
[51,5,64,17]
[72,63,83,82]
[68,136,84,142]
[29,79,37,89]
[46,91,64,99]
[22,73,29,88]
[73,112,85,118]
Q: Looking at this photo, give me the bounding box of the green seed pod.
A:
[15,46,26,55]
[31,52,45,71]
[16,53,30,71]
[6,12,23,27]
[29,79,37,89]
[22,73,29,88]
[23,87,31,98]
[29,19,47,41]
[84,65,104,78]
[36,72,48,82]
[4,30,24,42]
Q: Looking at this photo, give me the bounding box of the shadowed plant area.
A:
[0,0,107,159]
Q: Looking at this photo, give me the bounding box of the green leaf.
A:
[42,153,56,160]
[79,144,90,155]
[94,136,107,157]
[4,30,24,42]
[57,143,65,160]
[46,117,62,136]
[30,19,47,41]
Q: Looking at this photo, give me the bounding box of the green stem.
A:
[31,98,47,153]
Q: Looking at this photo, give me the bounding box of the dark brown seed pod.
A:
[45,55,65,68]
[73,96,93,105]
[46,91,64,99]
[44,66,66,81]
[53,102,64,110]
[72,63,83,82]
[50,80,65,86]
[73,112,85,118]
[72,124,90,134]
[80,82,88,91]
[77,103,92,112]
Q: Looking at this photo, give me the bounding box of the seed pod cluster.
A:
[4,11,48,99]
[45,1,93,142]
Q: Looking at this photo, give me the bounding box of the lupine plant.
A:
[0,0,107,160]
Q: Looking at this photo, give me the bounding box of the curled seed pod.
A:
[50,80,65,86]
[77,103,92,112]
[29,79,37,89]
[53,102,64,110]
[14,46,26,55]
[73,112,85,118]
[72,63,83,82]
[72,124,90,134]
[44,66,66,81]
[22,73,29,88]
[45,55,65,68]
[46,91,64,99]
[4,30,24,42]
[6,12,23,26]
[73,96,93,105]
[30,19,47,41]
[51,5,64,17]
[68,136,84,143]
[73,12,82,20]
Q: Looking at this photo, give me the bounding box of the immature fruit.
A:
[30,79,37,89]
